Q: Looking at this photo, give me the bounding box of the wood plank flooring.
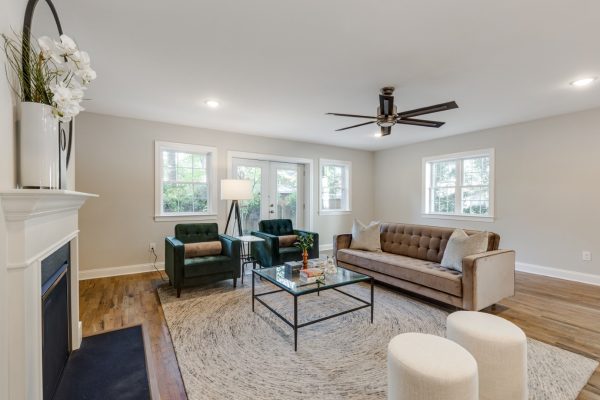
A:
[79,271,600,400]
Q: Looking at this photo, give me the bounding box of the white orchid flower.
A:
[56,34,78,55]
[37,36,54,59]
[77,67,97,83]
[38,36,63,63]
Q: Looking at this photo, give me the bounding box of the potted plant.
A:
[295,234,314,270]
[2,32,96,188]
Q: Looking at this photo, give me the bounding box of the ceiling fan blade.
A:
[335,121,376,132]
[397,101,458,118]
[381,126,392,136]
[326,112,377,119]
[397,118,445,128]
[379,94,395,116]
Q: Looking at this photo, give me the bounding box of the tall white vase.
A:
[19,102,60,189]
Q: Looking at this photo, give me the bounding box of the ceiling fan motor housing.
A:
[377,112,397,127]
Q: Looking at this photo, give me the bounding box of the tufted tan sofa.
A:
[334,223,515,311]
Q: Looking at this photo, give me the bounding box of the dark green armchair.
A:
[250,219,319,268]
[165,223,241,297]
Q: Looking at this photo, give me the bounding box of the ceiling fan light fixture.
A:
[570,77,597,87]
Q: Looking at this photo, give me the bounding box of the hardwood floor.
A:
[79,271,600,400]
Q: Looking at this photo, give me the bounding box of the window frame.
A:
[421,148,495,222]
[154,141,218,222]
[319,158,352,215]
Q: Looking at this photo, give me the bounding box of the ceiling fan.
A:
[327,87,459,136]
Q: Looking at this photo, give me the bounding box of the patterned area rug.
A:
[158,280,598,400]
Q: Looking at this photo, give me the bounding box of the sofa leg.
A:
[176,287,181,298]
[233,277,237,288]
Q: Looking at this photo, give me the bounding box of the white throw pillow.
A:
[440,229,489,272]
[349,219,382,252]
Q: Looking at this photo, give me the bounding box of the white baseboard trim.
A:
[320,243,333,252]
[516,262,600,286]
[79,262,165,280]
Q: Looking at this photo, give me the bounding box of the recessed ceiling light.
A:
[373,132,383,138]
[570,77,597,87]
[204,100,220,108]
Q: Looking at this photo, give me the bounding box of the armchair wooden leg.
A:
[176,287,181,298]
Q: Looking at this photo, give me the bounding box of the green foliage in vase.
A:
[2,32,54,104]
[295,234,314,252]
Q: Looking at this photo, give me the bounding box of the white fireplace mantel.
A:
[0,189,97,400]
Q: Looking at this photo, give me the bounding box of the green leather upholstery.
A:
[250,219,319,268]
[165,224,241,297]
[175,223,219,244]
[259,219,295,236]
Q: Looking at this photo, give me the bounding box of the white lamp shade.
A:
[221,179,252,200]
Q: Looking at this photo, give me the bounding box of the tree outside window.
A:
[320,159,351,213]
[424,149,494,218]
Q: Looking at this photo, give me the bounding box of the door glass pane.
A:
[276,168,298,225]
[235,166,262,235]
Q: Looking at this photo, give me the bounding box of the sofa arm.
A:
[333,234,352,258]
[219,234,241,277]
[251,231,279,267]
[294,230,319,259]
[219,234,240,258]
[461,250,515,311]
[165,236,185,287]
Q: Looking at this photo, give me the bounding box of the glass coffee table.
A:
[252,265,374,351]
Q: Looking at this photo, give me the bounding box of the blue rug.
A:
[53,325,151,400]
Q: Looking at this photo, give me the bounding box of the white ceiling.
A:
[35,0,600,151]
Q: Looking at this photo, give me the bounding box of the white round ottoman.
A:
[446,311,528,400]
[387,333,478,400]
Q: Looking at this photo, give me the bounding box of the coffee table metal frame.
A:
[252,267,374,351]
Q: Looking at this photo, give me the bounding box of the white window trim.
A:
[319,158,352,215]
[154,141,218,222]
[421,148,495,222]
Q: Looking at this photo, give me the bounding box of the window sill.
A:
[154,213,218,222]
[421,213,495,223]
[319,210,352,216]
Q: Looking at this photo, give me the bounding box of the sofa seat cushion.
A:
[184,255,233,278]
[337,249,463,297]
[280,247,302,255]
[279,246,302,264]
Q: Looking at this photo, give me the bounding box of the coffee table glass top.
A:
[254,265,370,295]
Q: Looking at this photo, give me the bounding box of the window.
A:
[155,141,217,221]
[319,159,351,214]
[422,149,494,220]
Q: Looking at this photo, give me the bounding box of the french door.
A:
[232,158,305,235]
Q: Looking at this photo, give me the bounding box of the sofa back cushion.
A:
[175,223,219,244]
[380,223,499,263]
[259,219,294,236]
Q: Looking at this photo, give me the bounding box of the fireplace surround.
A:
[0,189,96,400]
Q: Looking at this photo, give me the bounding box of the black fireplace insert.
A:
[41,243,71,400]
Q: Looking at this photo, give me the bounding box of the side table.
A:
[235,235,265,285]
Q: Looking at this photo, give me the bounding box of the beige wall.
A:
[374,107,600,278]
[75,112,374,270]
[0,0,26,396]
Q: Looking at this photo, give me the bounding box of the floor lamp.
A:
[221,179,252,236]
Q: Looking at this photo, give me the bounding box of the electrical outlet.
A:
[582,251,592,261]
[149,242,156,252]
